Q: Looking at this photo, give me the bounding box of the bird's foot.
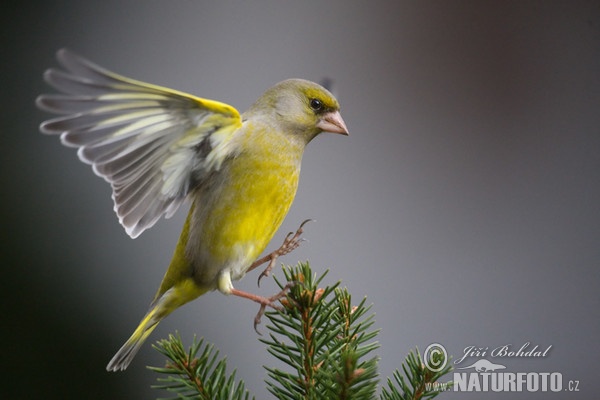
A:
[249,219,313,286]
[230,282,296,333]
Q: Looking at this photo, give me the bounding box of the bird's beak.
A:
[317,111,349,135]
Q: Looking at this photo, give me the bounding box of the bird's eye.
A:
[309,98,324,112]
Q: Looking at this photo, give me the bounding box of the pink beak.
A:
[317,111,349,135]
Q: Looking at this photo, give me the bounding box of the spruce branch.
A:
[326,289,379,399]
[260,262,379,400]
[380,348,453,400]
[148,333,253,400]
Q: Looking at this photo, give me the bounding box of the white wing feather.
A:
[37,49,242,238]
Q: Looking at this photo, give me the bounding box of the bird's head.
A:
[249,79,348,144]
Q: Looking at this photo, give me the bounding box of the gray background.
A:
[2,1,599,399]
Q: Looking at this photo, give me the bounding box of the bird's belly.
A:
[187,159,299,286]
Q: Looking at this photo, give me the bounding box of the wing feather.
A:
[37,49,243,238]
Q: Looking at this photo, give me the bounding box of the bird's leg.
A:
[248,219,313,286]
[230,283,296,333]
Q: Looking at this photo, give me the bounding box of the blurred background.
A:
[2,1,599,399]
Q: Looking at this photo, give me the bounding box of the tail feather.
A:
[106,278,208,371]
[106,307,162,371]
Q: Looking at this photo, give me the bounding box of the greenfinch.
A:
[37,49,348,371]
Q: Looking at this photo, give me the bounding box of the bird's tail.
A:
[106,278,208,371]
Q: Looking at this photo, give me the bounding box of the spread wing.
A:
[37,49,242,238]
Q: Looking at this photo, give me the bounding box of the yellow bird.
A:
[37,49,348,371]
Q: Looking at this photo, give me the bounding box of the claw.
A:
[230,282,297,334]
[257,258,276,287]
[253,283,297,334]
[249,219,314,287]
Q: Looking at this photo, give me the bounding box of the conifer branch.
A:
[149,333,253,400]
[261,262,379,399]
[380,348,453,400]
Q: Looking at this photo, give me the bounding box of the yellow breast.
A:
[185,120,303,285]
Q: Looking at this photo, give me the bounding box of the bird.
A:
[36,49,348,372]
